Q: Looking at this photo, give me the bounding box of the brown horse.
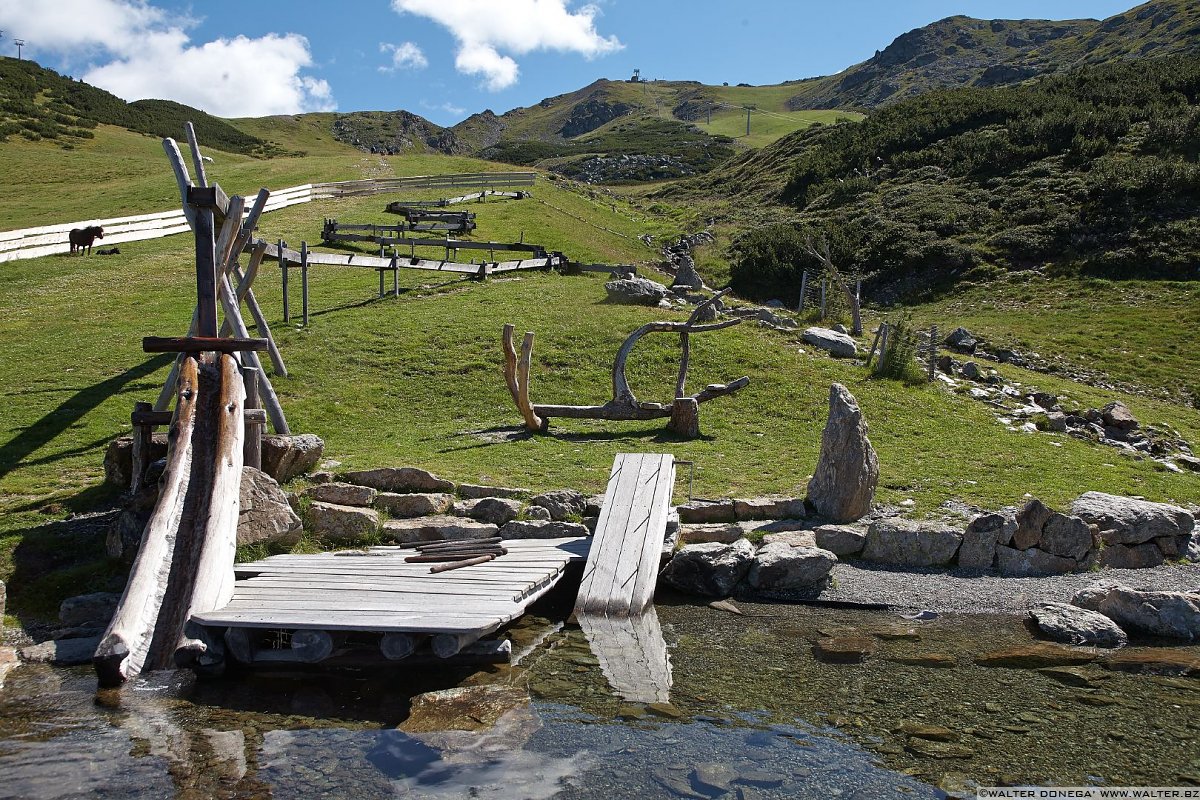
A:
[69,226,104,255]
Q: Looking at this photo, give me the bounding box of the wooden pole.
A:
[194,207,218,338]
[928,324,938,382]
[875,324,889,374]
[865,324,883,368]
[184,122,208,189]
[798,270,808,312]
[242,365,262,470]
[279,239,289,323]
[852,279,863,336]
[130,401,153,494]
[301,241,309,327]
[391,255,399,297]
[819,280,827,321]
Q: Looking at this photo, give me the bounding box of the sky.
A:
[0,0,1140,124]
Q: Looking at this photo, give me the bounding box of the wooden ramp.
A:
[575,453,676,616]
[191,537,589,665]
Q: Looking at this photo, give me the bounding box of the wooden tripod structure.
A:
[503,290,749,437]
[95,125,282,686]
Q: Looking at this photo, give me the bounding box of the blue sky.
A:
[0,1,1138,124]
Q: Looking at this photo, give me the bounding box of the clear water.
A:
[2,590,1198,799]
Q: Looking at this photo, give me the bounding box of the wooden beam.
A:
[143,336,268,354]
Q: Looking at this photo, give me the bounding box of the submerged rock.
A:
[974,642,1097,669]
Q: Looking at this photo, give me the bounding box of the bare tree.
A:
[802,233,863,336]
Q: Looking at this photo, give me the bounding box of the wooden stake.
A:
[301,241,309,326]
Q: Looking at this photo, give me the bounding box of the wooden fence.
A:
[0,173,537,264]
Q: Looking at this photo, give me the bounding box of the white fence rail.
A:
[0,173,537,264]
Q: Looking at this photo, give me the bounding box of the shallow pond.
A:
[2,588,1198,799]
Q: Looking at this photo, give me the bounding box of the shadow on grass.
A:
[0,354,173,481]
[443,423,713,451]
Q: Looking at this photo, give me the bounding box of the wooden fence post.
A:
[798,270,808,312]
[819,280,827,320]
[865,324,883,368]
[130,401,153,494]
[279,238,289,323]
[391,253,399,297]
[875,323,889,374]
[301,241,309,327]
[242,365,262,470]
[928,324,938,382]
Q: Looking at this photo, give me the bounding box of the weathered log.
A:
[250,629,335,663]
[501,324,544,431]
[223,627,254,664]
[430,554,499,572]
[666,397,701,438]
[380,632,420,660]
[432,631,482,658]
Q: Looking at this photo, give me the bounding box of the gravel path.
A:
[818,562,1200,614]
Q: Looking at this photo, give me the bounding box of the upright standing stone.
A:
[807,384,878,523]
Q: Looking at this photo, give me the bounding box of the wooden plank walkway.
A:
[574,453,676,616]
[191,537,590,661]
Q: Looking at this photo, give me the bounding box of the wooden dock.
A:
[190,537,589,665]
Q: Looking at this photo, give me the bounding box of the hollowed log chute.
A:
[503,289,749,437]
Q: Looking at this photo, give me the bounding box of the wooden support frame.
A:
[503,291,748,435]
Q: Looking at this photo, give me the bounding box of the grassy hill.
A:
[782,0,1200,110]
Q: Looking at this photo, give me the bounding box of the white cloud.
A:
[0,0,336,116]
[379,41,428,73]
[420,99,466,117]
[390,0,621,91]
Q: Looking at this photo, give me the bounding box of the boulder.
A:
[862,518,961,567]
[1155,534,1193,558]
[1028,602,1128,648]
[605,276,667,306]
[375,492,454,518]
[382,516,499,544]
[813,525,867,556]
[59,592,120,627]
[1070,492,1194,546]
[1099,542,1165,570]
[524,505,552,521]
[260,434,324,483]
[496,520,589,539]
[733,497,805,521]
[238,467,302,547]
[802,327,857,358]
[306,482,377,508]
[746,543,836,592]
[19,635,104,666]
[807,384,878,523]
[960,361,982,381]
[676,499,736,524]
[1100,402,1138,431]
[458,484,529,500]
[680,523,743,544]
[0,646,16,689]
[1013,498,1053,550]
[659,539,755,597]
[943,327,977,354]
[1039,514,1094,561]
[343,467,454,494]
[669,254,705,290]
[305,502,380,542]
[103,433,168,488]
[106,507,149,562]
[995,545,1078,576]
[958,513,1013,569]
[1072,581,1200,641]
[466,498,523,526]
[760,530,817,548]
[529,489,586,521]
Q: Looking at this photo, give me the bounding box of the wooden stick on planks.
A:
[398,536,502,550]
[405,548,507,563]
[429,554,497,573]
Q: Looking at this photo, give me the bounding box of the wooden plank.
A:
[598,455,667,615]
[576,454,642,613]
[191,610,508,634]
[143,336,269,353]
[628,456,677,614]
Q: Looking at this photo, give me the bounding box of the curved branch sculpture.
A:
[503,290,749,437]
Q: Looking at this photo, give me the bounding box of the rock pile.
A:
[1071,492,1195,569]
[660,538,837,598]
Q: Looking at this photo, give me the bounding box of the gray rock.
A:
[943,327,976,353]
[802,327,857,358]
[760,530,816,547]
[497,520,590,539]
[1101,402,1138,431]
[0,646,17,689]
[59,592,120,627]
[1072,581,1200,641]
[677,499,736,524]
[529,489,586,521]
[746,543,836,592]
[1028,602,1127,648]
[0,579,4,619]
[680,523,744,544]
[807,384,878,523]
[1039,514,1094,561]
[524,505,552,521]
[1156,534,1193,558]
[1039,411,1068,433]
[584,494,605,516]
[660,539,755,597]
[260,434,324,483]
[467,497,523,526]
[382,516,499,544]
[238,467,303,547]
[106,508,149,562]
[669,254,704,290]
[305,502,380,542]
[376,492,454,518]
[813,525,867,556]
[19,636,102,666]
[343,467,454,494]
[1071,492,1194,546]
[958,513,1013,569]
[458,484,529,500]
[961,361,982,381]
[1099,542,1165,570]
[605,276,667,305]
[733,497,805,521]
[103,433,168,488]
[863,518,962,566]
[1013,498,1053,550]
[995,545,1078,576]
[306,482,377,507]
